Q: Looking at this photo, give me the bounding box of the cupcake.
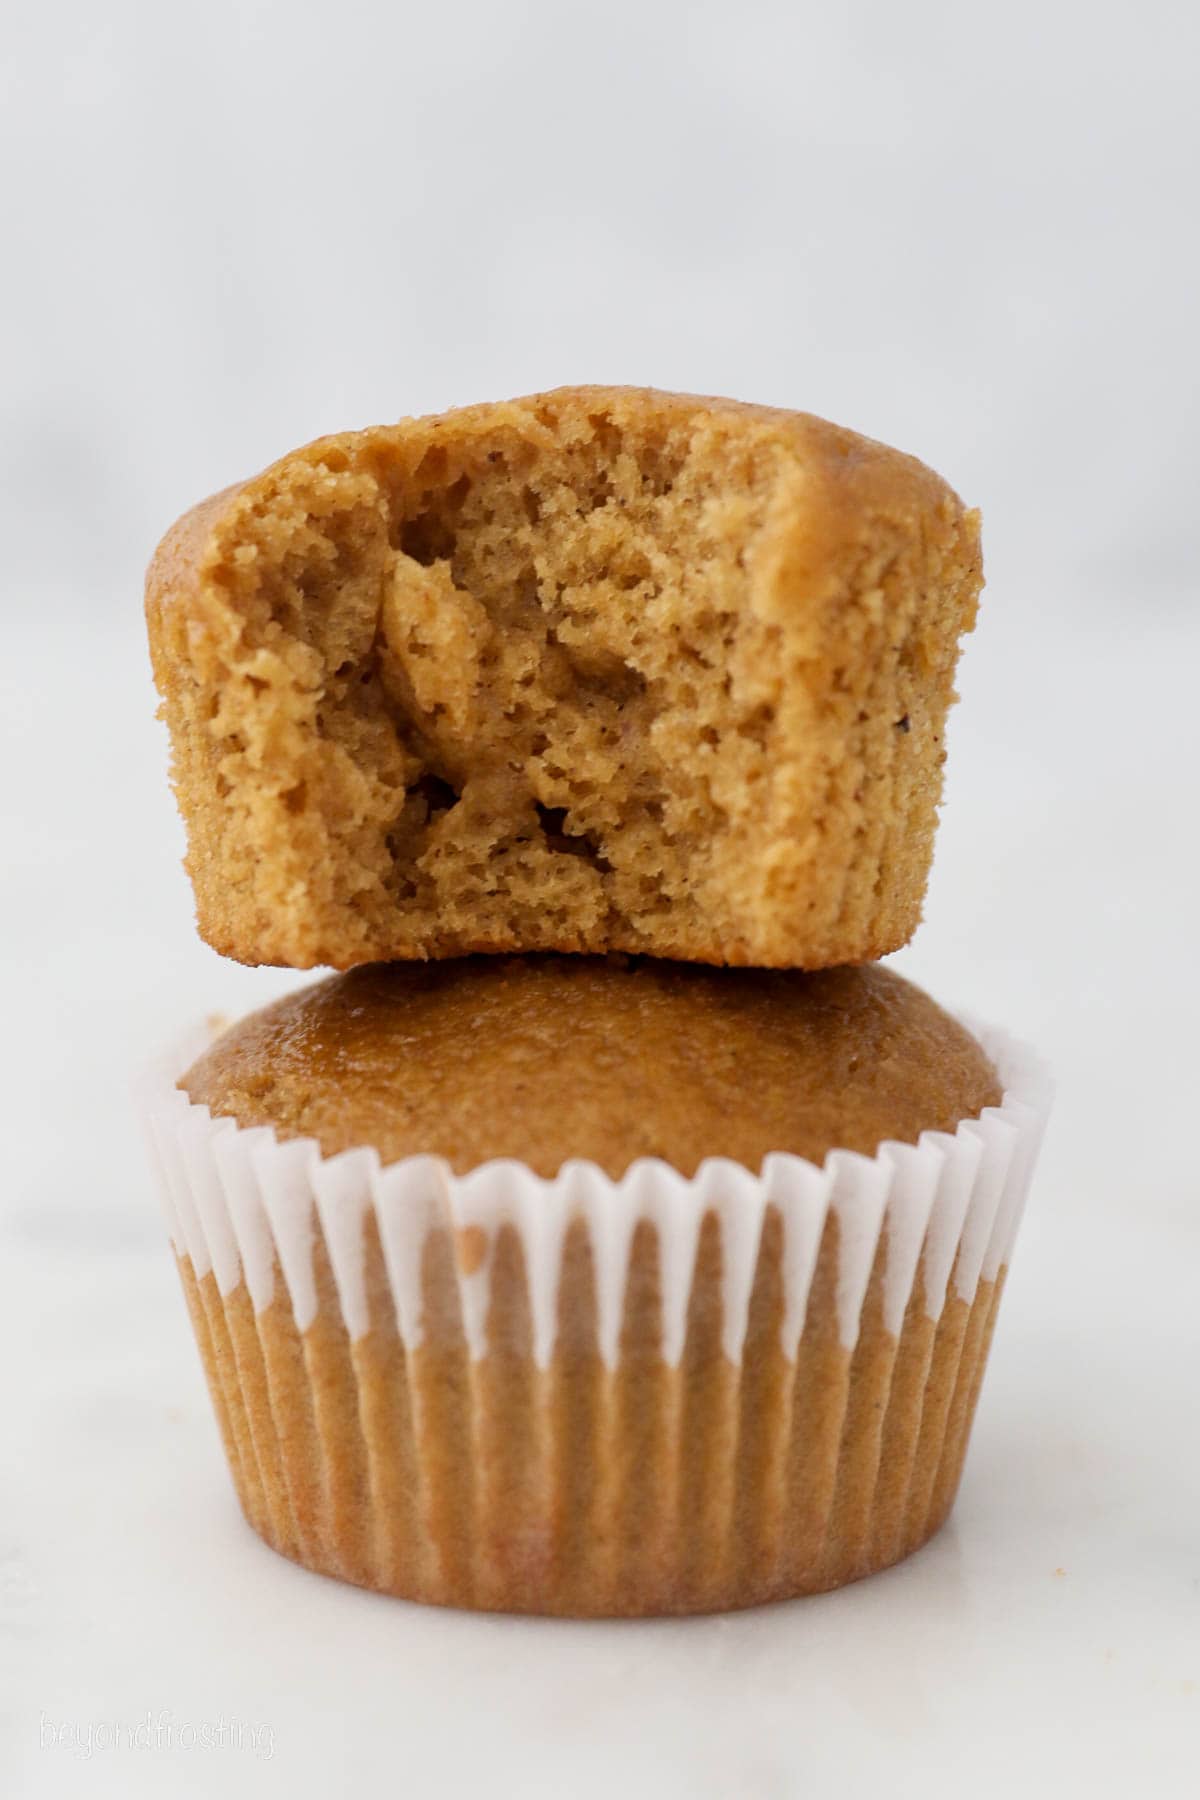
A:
[140,957,1049,1617]
[144,385,983,972]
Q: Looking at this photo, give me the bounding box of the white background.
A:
[2,2,1198,1795]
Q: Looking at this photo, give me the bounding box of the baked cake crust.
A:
[147,387,983,971]
[182,958,1001,1178]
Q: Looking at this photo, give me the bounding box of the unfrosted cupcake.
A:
[144,385,983,972]
[141,956,1049,1616]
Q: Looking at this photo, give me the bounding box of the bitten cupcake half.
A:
[145,387,983,972]
[140,957,1050,1618]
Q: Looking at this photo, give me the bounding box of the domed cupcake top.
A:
[182,957,1000,1179]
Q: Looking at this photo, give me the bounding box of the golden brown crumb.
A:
[146,386,983,971]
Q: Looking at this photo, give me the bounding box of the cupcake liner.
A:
[137,1018,1051,1616]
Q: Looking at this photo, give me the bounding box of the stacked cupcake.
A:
[141,387,1050,1615]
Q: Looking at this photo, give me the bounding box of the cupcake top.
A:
[146,386,981,975]
[182,957,1001,1179]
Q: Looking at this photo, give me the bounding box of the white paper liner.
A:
[137,1017,1051,1370]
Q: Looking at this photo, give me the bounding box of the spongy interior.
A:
[221,408,786,956]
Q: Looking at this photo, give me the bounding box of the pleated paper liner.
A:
[139,1020,1050,1616]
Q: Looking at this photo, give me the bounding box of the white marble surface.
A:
[4,1,1199,1791]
